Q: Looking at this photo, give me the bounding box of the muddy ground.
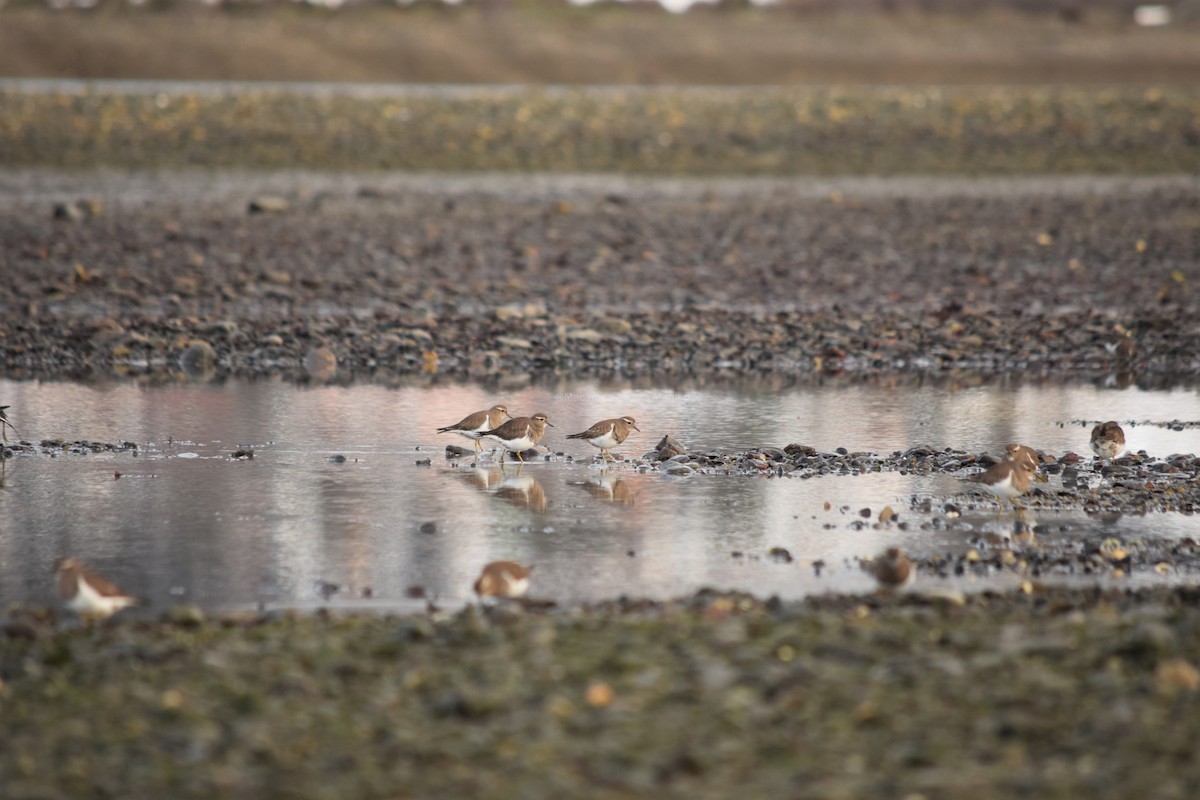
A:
[1,170,1197,387]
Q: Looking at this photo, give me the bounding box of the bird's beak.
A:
[546,421,555,427]
[632,423,641,431]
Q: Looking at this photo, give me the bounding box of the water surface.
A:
[3,378,1199,612]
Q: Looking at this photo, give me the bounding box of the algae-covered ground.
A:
[4,587,1200,800]
[2,83,1199,174]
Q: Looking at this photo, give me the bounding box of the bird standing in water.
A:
[52,557,145,619]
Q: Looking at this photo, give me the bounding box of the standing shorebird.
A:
[1006,443,1045,483]
[0,405,13,481]
[0,404,17,446]
[566,416,640,462]
[481,413,553,465]
[1005,443,1039,470]
[473,560,533,600]
[966,456,1037,506]
[1090,421,1126,461]
[52,557,145,619]
[437,405,511,456]
[870,547,915,592]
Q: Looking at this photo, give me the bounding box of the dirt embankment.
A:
[2,4,1199,85]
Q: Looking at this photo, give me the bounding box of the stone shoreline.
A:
[2,171,1198,387]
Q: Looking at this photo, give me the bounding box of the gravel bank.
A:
[1,171,1197,386]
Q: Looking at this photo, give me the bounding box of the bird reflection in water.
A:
[455,466,506,492]
[454,466,548,514]
[493,472,548,514]
[578,472,636,506]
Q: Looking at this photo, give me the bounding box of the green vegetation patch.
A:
[2,84,1198,174]
[3,587,1200,798]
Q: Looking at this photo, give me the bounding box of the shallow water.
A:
[2,378,1200,613]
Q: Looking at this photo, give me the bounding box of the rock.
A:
[304,347,338,379]
[655,435,686,461]
[467,350,502,375]
[768,547,793,563]
[564,328,605,343]
[494,303,544,321]
[164,603,205,627]
[52,201,84,221]
[179,340,216,379]
[595,317,633,335]
[248,195,290,213]
[445,445,475,458]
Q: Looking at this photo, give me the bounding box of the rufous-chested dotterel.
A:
[52,557,145,619]
[1006,443,1045,483]
[473,560,533,599]
[566,416,640,462]
[1005,443,1039,470]
[437,405,511,455]
[1090,421,1126,461]
[480,413,553,464]
[871,547,915,591]
[966,456,1038,503]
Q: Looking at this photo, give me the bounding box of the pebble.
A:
[179,340,216,378]
[248,195,290,213]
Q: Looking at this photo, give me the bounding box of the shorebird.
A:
[52,557,145,619]
[1090,421,1126,462]
[0,405,16,444]
[1006,443,1039,470]
[481,413,553,465]
[473,560,532,600]
[870,547,915,592]
[566,416,640,462]
[966,456,1037,506]
[437,405,511,456]
[1006,443,1046,483]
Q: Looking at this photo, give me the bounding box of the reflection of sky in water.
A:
[2,379,1199,611]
